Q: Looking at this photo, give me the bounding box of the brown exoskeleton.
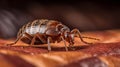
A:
[7,19,99,51]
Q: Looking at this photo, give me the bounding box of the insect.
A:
[7,19,99,51]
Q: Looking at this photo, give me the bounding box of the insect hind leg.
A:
[6,35,22,46]
[6,32,32,46]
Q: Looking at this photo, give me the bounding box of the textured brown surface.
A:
[62,57,108,67]
[81,43,120,56]
[0,53,35,67]
[0,30,120,67]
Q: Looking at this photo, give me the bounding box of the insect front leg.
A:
[71,29,93,44]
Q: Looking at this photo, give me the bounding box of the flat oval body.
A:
[17,19,70,44]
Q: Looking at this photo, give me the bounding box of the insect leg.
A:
[30,34,37,45]
[28,33,47,48]
[47,37,52,51]
[60,36,68,51]
[71,29,93,44]
[24,32,33,40]
[6,35,22,46]
[35,33,47,44]
[81,36,100,41]
[55,24,63,31]
[7,32,33,46]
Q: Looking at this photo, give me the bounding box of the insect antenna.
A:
[81,36,100,41]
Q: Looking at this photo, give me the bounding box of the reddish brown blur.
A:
[0,1,120,38]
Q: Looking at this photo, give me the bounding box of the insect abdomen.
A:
[17,19,50,37]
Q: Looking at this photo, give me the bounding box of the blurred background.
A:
[0,0,120,39]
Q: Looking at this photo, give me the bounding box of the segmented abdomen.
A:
[17,19,49,37]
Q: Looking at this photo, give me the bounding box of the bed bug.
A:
[7,19,99,51]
